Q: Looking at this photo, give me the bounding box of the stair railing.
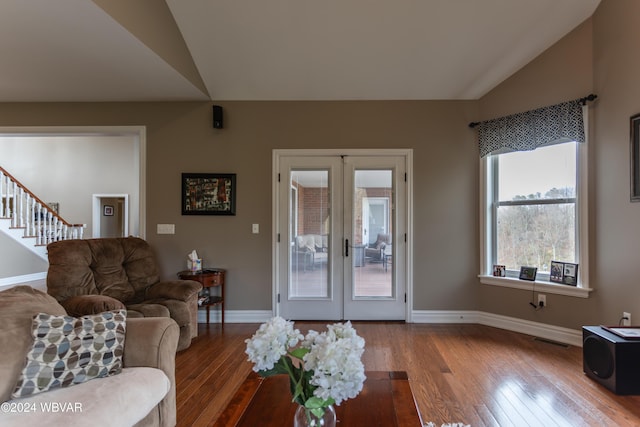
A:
[0,166,84,245]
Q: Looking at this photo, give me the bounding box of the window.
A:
[481,141,589,295]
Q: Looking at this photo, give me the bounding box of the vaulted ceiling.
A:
[0,0,600,102]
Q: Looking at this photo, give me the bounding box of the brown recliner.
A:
[46,237,202,351]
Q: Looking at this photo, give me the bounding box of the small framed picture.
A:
[562,263,579,286]
[519,266,537,281]
[549,261,564,283]
[103,205,114,216]
[492,265,506,277]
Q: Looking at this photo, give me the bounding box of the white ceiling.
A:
[0,0,600,102]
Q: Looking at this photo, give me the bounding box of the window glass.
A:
[498,143,576,201]
[493,142,577,276]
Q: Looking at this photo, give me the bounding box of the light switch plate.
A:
[252,224,259,234]
[157,224,175,234]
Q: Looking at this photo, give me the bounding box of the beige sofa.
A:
[0,286,179,427]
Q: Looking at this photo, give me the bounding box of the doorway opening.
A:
[93,194,129,238]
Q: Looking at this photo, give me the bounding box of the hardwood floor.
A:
[176,322,640,426]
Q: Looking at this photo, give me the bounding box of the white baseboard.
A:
[197,310,273,324]
[197,309,582,347]
[411,310,583,347]
[0,272,47,291]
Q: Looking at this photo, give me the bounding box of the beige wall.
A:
[0,101,479,311]
[476,0,640,329]
[2,0,637,327]
[591,0,640,324]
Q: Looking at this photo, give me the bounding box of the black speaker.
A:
[213,105,223,129]
[583,326,640,394]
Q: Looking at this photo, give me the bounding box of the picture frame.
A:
[562,262,579,286]
[492,264,506,277]
[548,260,579,286]
[631,113,640,202]
[519,266,537,281]
[103,205,114,216]
[549,261,564,283]
[47,202,59,215]
[182,173,236,216]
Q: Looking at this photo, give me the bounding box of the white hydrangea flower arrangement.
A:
[245,317,366,419]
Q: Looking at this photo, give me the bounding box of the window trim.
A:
[479,140,592,298]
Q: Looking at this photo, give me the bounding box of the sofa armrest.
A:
[123,317,179,427]
[146,280,202,302]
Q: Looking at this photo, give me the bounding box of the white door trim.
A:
[272,149,413,322]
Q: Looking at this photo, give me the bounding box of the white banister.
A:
[10,181,16,227]
[0,166,85,250]
[0,170,6,217]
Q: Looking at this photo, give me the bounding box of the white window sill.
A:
[478,275,592,298]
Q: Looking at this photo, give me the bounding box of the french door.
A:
[274,150,410,321]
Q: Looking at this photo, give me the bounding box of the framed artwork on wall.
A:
[182,173,236,215]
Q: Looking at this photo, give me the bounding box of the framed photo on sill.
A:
[492,265,506,277]
[549,261,564,283]
[549,260,579,286]
[519,266,537,281]
[562,262,578,286]
[182,173,236,216]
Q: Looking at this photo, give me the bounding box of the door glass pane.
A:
[353,170,392,298]
[289,170,330,298]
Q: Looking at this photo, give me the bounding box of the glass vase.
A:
[293,404,336,427]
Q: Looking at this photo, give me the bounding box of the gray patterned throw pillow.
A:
[11,310,126,399]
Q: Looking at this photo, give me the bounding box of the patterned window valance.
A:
[473,98,587,158]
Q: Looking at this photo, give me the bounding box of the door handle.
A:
[345,238,349,257]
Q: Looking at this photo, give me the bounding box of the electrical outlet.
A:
[623,311,631,326]
[538,294,546,308]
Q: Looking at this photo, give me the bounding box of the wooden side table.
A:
[178,268,225,325]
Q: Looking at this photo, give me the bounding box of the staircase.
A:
[0,166,84,260]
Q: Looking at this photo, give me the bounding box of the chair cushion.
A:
[11,310,126,399]
[61,295,126,317]
[0,286,66,403]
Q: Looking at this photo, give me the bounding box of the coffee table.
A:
[213,370,423,426]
